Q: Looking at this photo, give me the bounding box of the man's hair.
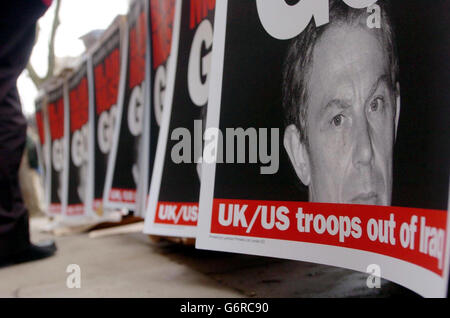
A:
[282,0,399,145]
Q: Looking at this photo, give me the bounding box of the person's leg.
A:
[0,84,56,266]
[0,0,55,263]
[0,87,31,258]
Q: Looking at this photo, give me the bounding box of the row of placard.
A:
[35,0,172,219]
[34,0,450,297]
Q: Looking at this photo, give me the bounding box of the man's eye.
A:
[331,114,344,127]
[369,96,384,112]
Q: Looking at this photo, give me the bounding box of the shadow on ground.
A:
[143,235,420,298]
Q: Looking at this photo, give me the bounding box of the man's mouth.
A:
[349,192,378,205]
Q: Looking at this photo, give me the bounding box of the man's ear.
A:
[394,82,401,140]
[284,124,311,186]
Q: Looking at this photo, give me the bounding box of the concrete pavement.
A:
[0,219,418,298]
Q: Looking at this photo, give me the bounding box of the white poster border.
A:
[195,0,450,298]
[143,0,198,238]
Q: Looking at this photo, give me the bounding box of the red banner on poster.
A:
[211,198,447,276]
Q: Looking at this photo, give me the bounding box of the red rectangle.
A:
[94,48,120,115]
[66,204,85,216]
[109,188,137,204]
[48,98,64,140]
[69,76,89,132]
[128,11,147,89]
[49,203,62,215]
[35,110,45,145]
[150,0,175,70]
[154,201,198,226]
[210,198,448,276]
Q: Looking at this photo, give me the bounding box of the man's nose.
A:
[352,116,374,168]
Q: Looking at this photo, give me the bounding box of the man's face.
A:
[286,24,398,206]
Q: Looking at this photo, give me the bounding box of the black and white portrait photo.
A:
[282,1,400,206]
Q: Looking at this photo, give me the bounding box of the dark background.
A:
[144,1,176,203]
[67,63,88,206]
[158,0,215,203]
[92,29,121,200]
[111,0,144,194]
[48,86,64,206]
[213,0,449,211]
[34,98,47,189]
[390,0,450,210]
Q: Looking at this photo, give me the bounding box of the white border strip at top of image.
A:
[143,0,198,238]
[195,0,450,298]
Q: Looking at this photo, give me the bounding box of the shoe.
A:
[0,240,57,267]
